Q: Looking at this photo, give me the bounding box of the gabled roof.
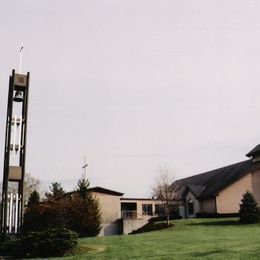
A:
[185,184,206,198]
[173,160,260,200]
[246,145,260,158]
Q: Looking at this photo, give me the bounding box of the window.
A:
[155,204,164,215]
[121,202,137,218]
[188,199,194,215]
[142,204,153,216]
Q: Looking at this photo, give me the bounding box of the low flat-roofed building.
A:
[120,197,161,219]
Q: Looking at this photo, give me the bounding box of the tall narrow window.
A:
[188,199,194,215]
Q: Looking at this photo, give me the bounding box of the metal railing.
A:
[121,210,156,219]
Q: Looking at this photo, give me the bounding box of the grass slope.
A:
[63,218,260,259]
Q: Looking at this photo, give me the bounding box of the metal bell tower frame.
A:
[0,70,30,238]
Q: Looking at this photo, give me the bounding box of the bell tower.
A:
[0,70,30,238]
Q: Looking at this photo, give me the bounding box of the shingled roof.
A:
[173,159,260,200]
[246,144,260,158]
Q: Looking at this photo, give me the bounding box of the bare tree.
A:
[152,166,176,226]
[0,173,41,202]
[24,173,41,201]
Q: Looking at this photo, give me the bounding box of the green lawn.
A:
[63,218,260,259]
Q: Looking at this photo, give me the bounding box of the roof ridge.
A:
[176,159,251,182]
[173,159,260,199]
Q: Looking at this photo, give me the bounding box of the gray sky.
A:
[1,0,260,197]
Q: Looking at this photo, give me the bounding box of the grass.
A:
[60,218,260,259]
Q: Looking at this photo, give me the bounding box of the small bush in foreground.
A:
[131,221,173,234]
[0,228,77,258]
[239,191,260,224]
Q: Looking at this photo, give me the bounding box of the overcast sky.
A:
[1,0,260,197]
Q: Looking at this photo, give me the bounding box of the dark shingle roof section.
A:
[88,186,124,196]
[186,185,206,197]
[66,186,124,197]
[246,145,260,158]
[173,160,260,200]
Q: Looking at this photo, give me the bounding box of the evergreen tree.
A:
[239,191,260,224]
[76,177,90,199]
[45,182,65,199]
[67,193,101,237]
[27,190,40,207]
[66,177,101,236]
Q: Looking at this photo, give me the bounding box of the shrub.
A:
[195,212,239,218]
[0,237,22,257]
[23,178,101,237]
[0,228,77,258]
[239,191,260,224]
[131,221,173,234]
[23,198,68,232]
[23,192,101,237]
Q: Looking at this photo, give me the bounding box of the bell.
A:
[13,91,23,102]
